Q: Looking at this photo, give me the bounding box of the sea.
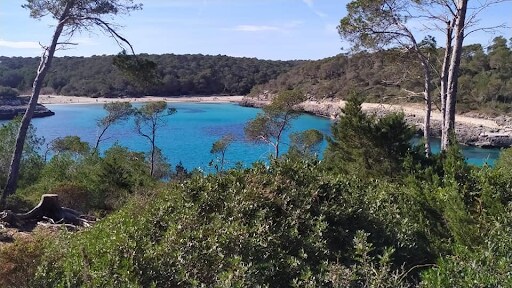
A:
[0,102,502,170]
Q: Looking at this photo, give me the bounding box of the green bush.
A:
[0,230,56,288]
[322,95,417,179]
[31,158,440,287]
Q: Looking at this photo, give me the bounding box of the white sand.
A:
[38,95,244,105]
[38,95,502,129]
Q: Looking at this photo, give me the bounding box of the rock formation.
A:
[0,96,54,120]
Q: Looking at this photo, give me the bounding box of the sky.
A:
[0,0,511,60]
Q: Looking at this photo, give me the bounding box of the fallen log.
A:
[0,194,94,229]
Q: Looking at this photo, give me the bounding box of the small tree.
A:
[338,0,435,157]
[134,101,176,177]
[95,102,134,151]
[323,94,415,178]
[288,129,324,157]
[209,134,234,172]
[150,147,172,180]
[51,136,90,156]
[245,89,305,158]
[1,0,141,208]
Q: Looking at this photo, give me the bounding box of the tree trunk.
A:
[442,0,468,150]
[0,4,72,209]
[150,131,156,177]
[421,59,432,157]
[440,21,453,149]
[94,126,109,152]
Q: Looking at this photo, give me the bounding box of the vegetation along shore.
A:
[2,0,512,287]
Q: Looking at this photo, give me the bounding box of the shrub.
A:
[31,158,441,286]
[0,231,56,288]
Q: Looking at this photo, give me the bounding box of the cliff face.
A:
[0,97,55,120]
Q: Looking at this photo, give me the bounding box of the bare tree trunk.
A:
[150,119,156,177]
[150,141,155,177]
[440,21,453,149]
[1,4,72,209]
[442,0,467,150]
[421,59,432,157]
[94,126,109,152]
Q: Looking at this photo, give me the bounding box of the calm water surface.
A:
[1,103,501,169]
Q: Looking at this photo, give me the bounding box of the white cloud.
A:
[302,0,314,8]
[234,25,281,32]
[302,0,328,18]
[284,20,304,29]
[0,39,39,49]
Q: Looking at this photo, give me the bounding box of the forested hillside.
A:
[249,36,512,114]
[0,54,302,97]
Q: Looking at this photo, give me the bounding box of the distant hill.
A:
[0,54,303,98]
[248,36,512,114]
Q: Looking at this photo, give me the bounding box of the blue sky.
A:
[0,0,511,60]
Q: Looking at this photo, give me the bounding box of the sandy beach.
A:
[38,94,508,131]
[38,95,244,105]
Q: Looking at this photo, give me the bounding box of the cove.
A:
[0,102,501,169]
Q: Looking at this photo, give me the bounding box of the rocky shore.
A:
[0,97,55,120]
[240,96,512,149]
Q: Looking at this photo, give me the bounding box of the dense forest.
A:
[0,54,302,97]
[249,36,512,114]
[3,36,511,116]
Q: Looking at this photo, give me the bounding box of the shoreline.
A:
[240,97,512,148]
[38,95,244,105]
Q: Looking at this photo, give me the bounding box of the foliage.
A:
[50,136,91,156]
[1,107,511,286]
[0,86,19,98]
[95,102,134,150]
[0,54,300,97]
[0,118,44,191]
[327,231,413,288]
[323,94,416,178]
[134,101,176,177]
[288,129,324,157]
[0,230,56,288]
[148,147,171,180]
[245,89,305,157]
[170,161,191,182]
[209,134,234,172]
[28,155,446,286]
[17,144,154,213]
[113,50,161,91]
[248,37,512,114]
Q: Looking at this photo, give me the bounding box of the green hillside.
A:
[249,36,512,114]
[0,54,303,97]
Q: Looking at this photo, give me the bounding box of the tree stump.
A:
[0,194,93,229]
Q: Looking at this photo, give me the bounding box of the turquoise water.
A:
[29,103,331,171]
[0,103,501,169]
